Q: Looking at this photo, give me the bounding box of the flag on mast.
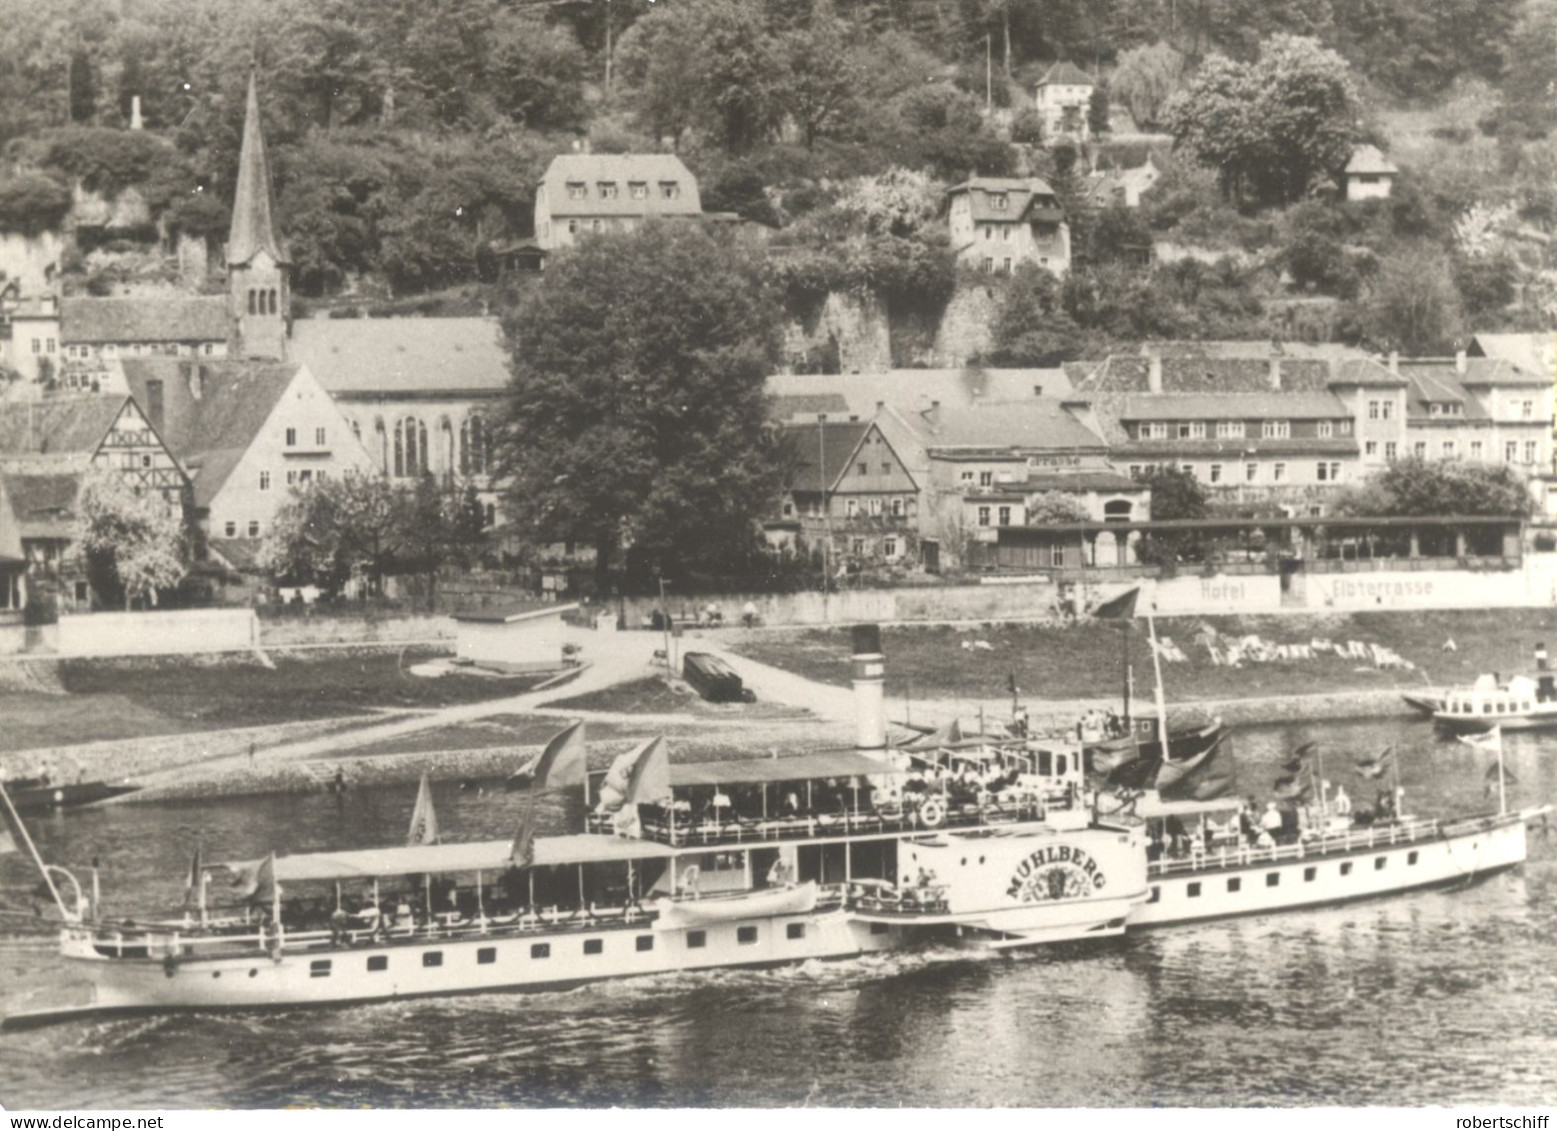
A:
[1155,732,1235,800]
[600,736,671,838]
[407,772,440,846]
[1091,587,1140,620]
[511,721,588,866]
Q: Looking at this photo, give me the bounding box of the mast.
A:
[1144,615,1171,765]
[0,781,70,920]
[1121,622,1132,728]
[1495,727,1507,815]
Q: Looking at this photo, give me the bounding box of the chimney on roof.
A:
[1147,353,1163,394]
[1268,356,1281,391]
[130,95,143,131]
[1388,350,1399,375]
[1455,347,1467,374]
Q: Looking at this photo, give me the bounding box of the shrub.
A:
[0,172,71,235]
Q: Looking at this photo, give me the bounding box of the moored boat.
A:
[3,777,141,815]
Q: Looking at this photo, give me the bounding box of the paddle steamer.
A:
[2,626,1548,1030]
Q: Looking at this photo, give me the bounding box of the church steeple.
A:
[227,69,289,360]
[228,69,287,270]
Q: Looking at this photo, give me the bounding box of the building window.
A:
[1317,421,1333,438]
[566,181,586,199]
[1317,462,1329,481]
[857,461,868,476]
[845,499,857,518]
[1215,421,1244,439]
[1262,421,1291,439]
[990,192,1008,210]
[315,427,326,446]
[1245,463,1258,482]
[1140,422,1168,439]
[1128,465,1142,479]
[1365,441,1378,457]
[286,470,298,486]
[259,471,270,491]
[851,537,866,555]
[1416,442,1428,459]
[997,506,1011,526]
[1471,441,1483,459]
[248,521,260,537]
[1208,464,1222,484]
[1368,400,1379,419]
[660,181,681,199]
[394,417,427,478]
[982,258,994,273]
[979,471,993,487]
[1272,463,1285,482]
[630,182,648,199]
[1443,441,1456,457]
[977,506,991,527]
[1385,442,1397,461]
[460,415,488,476]
[1523,400,1534,419]
[247,290,257,315]
[568,219,579,235]
[1380,400,1393,420]
[737,926,758,945]
[1526,441,1538,464]
[285,427,297,447]
[224,521,236,537]
[598,182,618,199]
[891,498,904,518]
[1506,441,1518,462]
[868,497,882,516]
[1328,462,1340,481]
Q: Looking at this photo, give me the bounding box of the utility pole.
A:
[818,415,831,622]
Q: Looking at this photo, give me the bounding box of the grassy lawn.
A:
[726,608,1557,705]
[543,675,809,719]
[335,713,636,759]
[0,648,547,754]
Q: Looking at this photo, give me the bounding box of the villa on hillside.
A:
[944,178,1072,276]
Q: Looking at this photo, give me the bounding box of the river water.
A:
[3,715,1556,1109]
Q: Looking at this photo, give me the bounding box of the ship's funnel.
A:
[1537,642,1549,671]
[851,624,887,753]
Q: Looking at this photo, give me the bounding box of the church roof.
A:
[227,71,289,268]
[288,317,511,396]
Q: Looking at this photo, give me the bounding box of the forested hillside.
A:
[2,0,1553,350]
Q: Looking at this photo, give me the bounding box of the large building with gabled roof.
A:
[945,178,1071,276]
[1034,61,1096,146]
[535,153,710,252]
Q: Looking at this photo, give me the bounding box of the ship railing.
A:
[847,880,951,916]
[83,901,669,961]
[614,796,1048,847]
[1147,816,1444,877]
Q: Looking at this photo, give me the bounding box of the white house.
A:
[945,178,1071,276]
[1034,62,1095,147]
[1343,145,1398,201]
[534,154,706,252]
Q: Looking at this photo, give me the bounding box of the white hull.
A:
[61,909,898,1017]
[1131,811,1531,928]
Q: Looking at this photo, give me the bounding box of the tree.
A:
[265,472,405,594]
[0,172,72,235]
[1137,465,1208,566]
[1025,490,1089,525]
[494,224,785,589]
[778,0,862,148]
[1359,243,1464,355]
[1163,35,1359,206]
[1088,81,1110,137]
[68,47,96,123]
[1110,42,1183,130]
[487,12,588,130]
[1332,457,1532,519]
[978,263,1085,366]
[1496,0,1557,139]
[74,467,187,610]
[397,474,487,610]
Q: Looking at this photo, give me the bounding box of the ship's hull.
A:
[7,781,140,815]
[1432,707,1557,732]
[1131,810,1532,929]
[36,909,898,1022]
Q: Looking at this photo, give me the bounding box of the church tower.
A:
[228,70,289,360]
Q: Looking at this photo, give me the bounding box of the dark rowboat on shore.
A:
[4,779,140,815]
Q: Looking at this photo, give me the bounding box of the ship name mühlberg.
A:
[1006,844,1107,900]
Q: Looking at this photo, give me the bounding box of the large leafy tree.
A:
[1358,242,1464,355]
[265,471,404,593]
[1332,458,1532,518]
[494,223,786,588]
[977,263,1085,367]
[1110,42,1184,130]
[1163,34,1359,206]
[73,467,187,609]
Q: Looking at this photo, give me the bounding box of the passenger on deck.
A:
[1334,786,1353,817]
[1260,802,1283,842]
